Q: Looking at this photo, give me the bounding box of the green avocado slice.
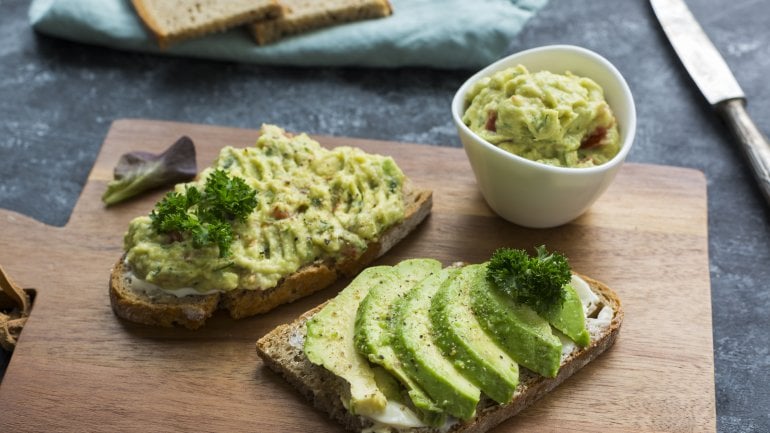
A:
[393,268,481,420]
[354,259,446,424]
[471,265,562,378]
[305,266,397,417]
[541,282,590,347]
[431,264,520,404]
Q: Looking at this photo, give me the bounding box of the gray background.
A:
[1,0,769,431]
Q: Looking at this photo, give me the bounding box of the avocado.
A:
[305,266,397,417]
[393,268,481,420]
[462,65,621,168]
[372,365,409,403]
[541,282,590,347]
[430,264,520,403]
[354,259,445,423]
[470,264,562,377]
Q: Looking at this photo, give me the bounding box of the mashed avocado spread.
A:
[123,125,406,293]
[463,65,620,168]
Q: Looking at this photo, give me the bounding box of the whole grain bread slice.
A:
[256,273,623,433]
[251,0,393,45]
[109,184,432,330]
[132,0,284,48]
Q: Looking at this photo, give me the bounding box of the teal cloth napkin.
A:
[29,0,548,69]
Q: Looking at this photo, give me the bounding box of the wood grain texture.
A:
[0,119,715,432]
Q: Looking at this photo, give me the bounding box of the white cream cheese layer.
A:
[586,305,614,337]
[124,268,219,298]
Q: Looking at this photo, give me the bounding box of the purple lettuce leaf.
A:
[102,136,197,206]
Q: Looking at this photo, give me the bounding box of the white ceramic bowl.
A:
[451,45,636,228]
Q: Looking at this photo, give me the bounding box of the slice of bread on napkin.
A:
[251,0,392,45]
[132,0,284,48]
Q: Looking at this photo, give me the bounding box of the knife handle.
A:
[716,98,770,207]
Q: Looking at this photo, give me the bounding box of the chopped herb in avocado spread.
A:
[486,246,571,314]
[463,65,621,167]
[124,125,407,293]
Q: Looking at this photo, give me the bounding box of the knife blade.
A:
[651,0,770,207]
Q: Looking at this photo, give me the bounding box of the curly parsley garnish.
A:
[149,169,257,258]
[486,245,571,314]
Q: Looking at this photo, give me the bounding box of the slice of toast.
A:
[251,0,392,45]
[132,0,284,48]
[256,274,623,433]
[109,183,432,330]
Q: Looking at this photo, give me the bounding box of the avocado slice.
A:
[470,264,562,378]
[431,264,520,404]
[369,366,428,428]
[305,266,397,417]
[354,259,446,424]
[541,282,590,347]
[393,268,481,420]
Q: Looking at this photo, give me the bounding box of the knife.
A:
[650,0,770,206]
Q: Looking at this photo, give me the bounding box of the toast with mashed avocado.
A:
[109,125,432,329]
[256,249,623,432]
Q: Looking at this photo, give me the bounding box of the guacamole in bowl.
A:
[462,65,620,168]
[450,45,636,228]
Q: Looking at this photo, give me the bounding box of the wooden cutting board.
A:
[0,119,715,432]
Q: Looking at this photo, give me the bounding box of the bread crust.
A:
[256,273,623,433]
[109,187,432,329]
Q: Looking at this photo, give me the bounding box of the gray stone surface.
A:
[1,0,769,430]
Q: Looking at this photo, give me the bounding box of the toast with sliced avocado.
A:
[109,125,432,329]
[256,248,623,433]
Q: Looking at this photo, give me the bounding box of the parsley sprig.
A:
[150,169,258,257]
[486,246,571,314]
